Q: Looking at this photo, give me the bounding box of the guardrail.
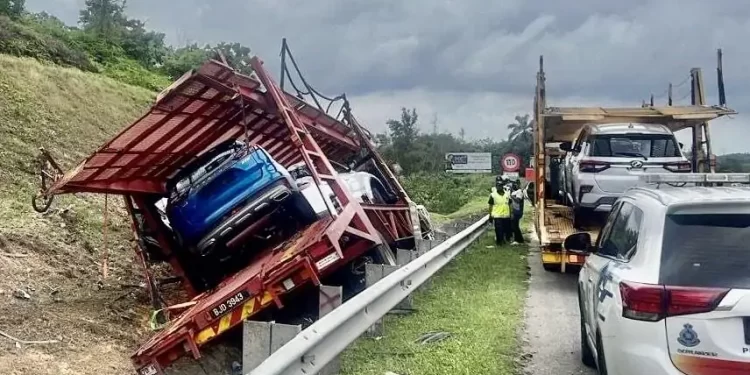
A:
[247,215,490,375]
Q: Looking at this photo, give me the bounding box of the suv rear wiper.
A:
[614,152,648,161]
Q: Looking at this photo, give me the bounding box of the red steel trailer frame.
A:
[40,54,422,374]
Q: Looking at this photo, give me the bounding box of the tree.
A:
[211,42,252,75]
[507,114,532,144]
[79,0,126,40]
[385,107,420,173]
[0,0,25,19]
[119,17,167,66]
[161,44,210,78]
[387,107,419,148]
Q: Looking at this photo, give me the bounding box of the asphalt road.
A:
[521,235,597,375]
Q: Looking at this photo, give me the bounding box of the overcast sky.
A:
[28,0,750,154]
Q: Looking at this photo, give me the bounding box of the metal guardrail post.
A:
[247,215,489,375]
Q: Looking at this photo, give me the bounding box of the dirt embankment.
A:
[0,54,158,375]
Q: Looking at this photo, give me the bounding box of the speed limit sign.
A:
[501,153,521,172]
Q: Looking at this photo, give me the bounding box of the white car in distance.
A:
[565,172,750,375]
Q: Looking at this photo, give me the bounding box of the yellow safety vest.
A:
[490,191,510,218]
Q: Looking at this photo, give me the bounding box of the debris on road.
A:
[0,329,59,345]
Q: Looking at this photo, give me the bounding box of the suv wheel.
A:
[578,291,596,368]
[596,333,609,375]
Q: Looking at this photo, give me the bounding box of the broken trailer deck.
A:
[34,53,427,375]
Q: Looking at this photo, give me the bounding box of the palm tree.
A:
[507,114,532,144]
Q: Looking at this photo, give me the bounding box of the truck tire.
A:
[573,206,590,229]
[288,191,318,226]
[542,262,560,272]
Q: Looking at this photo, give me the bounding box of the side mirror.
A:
[559,141,573,152]
[679,142,684,150]
[563,232,593,253]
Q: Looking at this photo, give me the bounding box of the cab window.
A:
[598,202,643,260]
[595,201,622,249]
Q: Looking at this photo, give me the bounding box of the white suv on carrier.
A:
[560,123,690,226]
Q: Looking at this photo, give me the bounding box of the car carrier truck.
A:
[31,44,433,374]
[531,51,736,273]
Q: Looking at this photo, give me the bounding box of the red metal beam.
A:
[115,96,235,179]
[58,178,166,195]
[85,85,214,181]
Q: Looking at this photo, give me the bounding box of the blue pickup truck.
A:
[165,139,316,258]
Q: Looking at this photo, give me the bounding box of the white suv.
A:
[564,174,750,375]
[560,123,690,226]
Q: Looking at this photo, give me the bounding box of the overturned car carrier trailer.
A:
[32,46,432,374]
[530,51,736,273]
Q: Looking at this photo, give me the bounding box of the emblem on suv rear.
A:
[678,323,701,347]
[630,160,644,169]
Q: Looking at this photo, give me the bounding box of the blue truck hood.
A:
[166,147,287,242]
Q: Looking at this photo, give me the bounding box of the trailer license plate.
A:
[209,290,251,319]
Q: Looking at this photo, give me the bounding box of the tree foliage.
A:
[79,0,125,40]
[211,42,252,75]
[0,0,254,90]
[376,108,533,176]
[0,0,25,19]
[507,114,532,145]
[716,153,750,172]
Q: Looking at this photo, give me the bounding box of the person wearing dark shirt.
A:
[509,181,525,245]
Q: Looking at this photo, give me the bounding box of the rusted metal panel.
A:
[47,59,366,196]
[541,105,736,142]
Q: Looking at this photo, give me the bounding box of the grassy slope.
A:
[0,55,155,375]
[341,212,532,374]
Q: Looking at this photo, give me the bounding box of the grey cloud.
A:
[24,0,750,152]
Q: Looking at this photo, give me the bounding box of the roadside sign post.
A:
[500,153,521,178]
[445,152,492,174]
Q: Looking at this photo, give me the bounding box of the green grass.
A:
[430,195,489,225]
[0,54,154,277]
[340,225,529,375]
[401,173,495,214]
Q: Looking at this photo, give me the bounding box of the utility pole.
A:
[668,83,673,106]
[717,49,726,106]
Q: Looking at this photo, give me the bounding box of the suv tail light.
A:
[663,162,692,173]
[619,281,729,321]
[579,161,610,173]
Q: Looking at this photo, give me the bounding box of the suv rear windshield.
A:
[590,134,681,158]
[659,214,750,289]
[169,141,243,198]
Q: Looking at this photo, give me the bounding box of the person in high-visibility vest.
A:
[488,185,511,245]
